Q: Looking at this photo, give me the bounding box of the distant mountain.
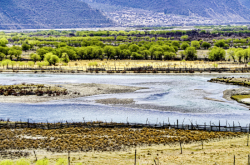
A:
[86,0,250,21]
[0,0,114,29]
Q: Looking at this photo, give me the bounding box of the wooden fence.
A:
[0,120,249,133]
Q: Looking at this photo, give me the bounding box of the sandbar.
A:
[0,83,145,103]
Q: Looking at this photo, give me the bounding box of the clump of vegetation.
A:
[88,61,98,67]
[55,159,67,165]
[0,124,243,153]
[15,159,30,165]
[0,84,68,96]
[0,160,13,165]
[36,158,49,165]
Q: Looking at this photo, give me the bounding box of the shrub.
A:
[44,52,59,66]
[1,59,12,67]
[0,160,14,165]
[35,158,49,165]
[27,61,34,67]
[15,159,30,165]
[88,62,98,67]
[55,158,68,165]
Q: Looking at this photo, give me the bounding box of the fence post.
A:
[180,141,182,154]
[234,155,235,165]
[219,120,220,132]
[134,149,136,165]
[248,124,249,146]
[248,154,250,165]
[68,151,70,165]
[33,151,37,161]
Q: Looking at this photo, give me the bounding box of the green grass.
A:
[231,95,250,102]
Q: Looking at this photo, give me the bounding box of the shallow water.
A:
[0,73,250,126]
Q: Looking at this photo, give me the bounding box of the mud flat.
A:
[0,83,145,104]
[95,98,135,105]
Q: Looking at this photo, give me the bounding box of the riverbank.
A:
[3,70,250,75]
[0,83,145,104]
[209,77,250,106]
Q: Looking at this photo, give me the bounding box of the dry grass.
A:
[4,135,250,165]
[67,60,244,71]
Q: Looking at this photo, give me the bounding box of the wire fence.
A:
[0,120,249,133]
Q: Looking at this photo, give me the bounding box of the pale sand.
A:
[240,98,250,104]
[0,83,145,103]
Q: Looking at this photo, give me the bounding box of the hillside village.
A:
[106,9,221,27]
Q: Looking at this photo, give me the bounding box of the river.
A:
[0,73,249,126]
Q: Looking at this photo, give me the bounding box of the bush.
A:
[184,47,197,60]
[180,42,189,50]
[88,62,98,67]
[55,158,68,165]
[191,41,200,49]
[209,47,226,61]
[44,53,60,66]
[36,158,49,165]
[201,42,211,49]
[0,160,13,165]
[16,159,30,165]
[1,59,12,67]
[28,61,35,67]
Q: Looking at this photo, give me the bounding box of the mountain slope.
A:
[89,0,250,21]
[0,0,114,29]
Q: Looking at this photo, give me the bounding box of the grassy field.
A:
[1,135,249,165]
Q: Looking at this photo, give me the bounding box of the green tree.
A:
[191,41,200,49]
[61,53,70,63]
[120,49,131,59]
[184,47,197,60]
[104,46,115,60]
[114,47,121,60]
[92,47,104,60]
[131,52,143,59]
[171,41,180,48]
[128,44,139,52]
[141,50,150,60]
[53,47,77,60]
[208,47,226,61]
[164,52,176,60]
[227,48,236,62]
[30,53,41,62]
[201,42,211,49]
[0,53,5,61]
[0,38,8,47]
[37,47,54,59]
[214,40,226,47]
[44,53,59,65]
[180,35,188,40]
[21,43,30,52]
[180,42,190,50]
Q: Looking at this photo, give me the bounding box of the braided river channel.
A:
[0,73,250,126]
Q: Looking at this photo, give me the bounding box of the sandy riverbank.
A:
[0,83,145,104]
